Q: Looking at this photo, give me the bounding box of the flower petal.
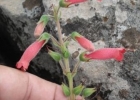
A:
[34,22,45,37]
[16,61,29,71]
[68,0,87,5]
[16,40,45,71]
[71,32,94,51]
[85,48,126,61]
[76,36,94,52]
[59,0,87,7]
[34,15,49,37]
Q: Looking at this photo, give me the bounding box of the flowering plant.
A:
[16,0,125,100]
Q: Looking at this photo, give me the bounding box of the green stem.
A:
[67,73,75,100]
[64,58,70,72]
[54,5,76,100]
[56,19,63,45]
[54,6,63,45]
[50,35,60,46]
[72,61,81,77]
[64,34,71,42]
[56,6,60,16]
[59,60,66,75]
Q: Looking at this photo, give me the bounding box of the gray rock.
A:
[0,0,140,100]
[0,0,62,84]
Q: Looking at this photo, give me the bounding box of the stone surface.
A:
[0,0,140,100]
[0,0,63,84]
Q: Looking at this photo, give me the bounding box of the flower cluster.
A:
[16,0,125,71]
[16,0,126,99]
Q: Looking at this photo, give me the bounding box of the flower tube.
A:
[16,33,50,71]
[80,48,126,62]
[71,32,94,52]
[59,0,87,7]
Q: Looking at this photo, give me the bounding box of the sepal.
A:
[48,49,62,61]
[37,32,50,46]
[61,83,70,96]
[73,84,84,95]
[82,88,96,97]
[37,15,49,26]
[79,51,89,62]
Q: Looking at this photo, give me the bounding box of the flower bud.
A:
[59,0,87,8]
[73,84,84,95]
[79,51,90,62]
[34,15,49,37]
[61,83,70,96]
[71,32,94,52]
[48,50,62,61]
[61,46,70,58]
[59,0,69,7]
[82,88,96,97]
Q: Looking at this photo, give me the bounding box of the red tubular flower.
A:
[34,22,45,37]
[68,0,87,5]
[75,36,94,51]
[97,0,102,2]
[16,33,50,71]
[16,40,45,71]
[34,15,49,37]
[80,48,126,62]
[59,0,87,7]
[71,32,94,52]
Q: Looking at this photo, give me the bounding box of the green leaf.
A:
[48,49,62,61]
[82,88,96,97]
[61,83,70,96]
[73,84,84,95]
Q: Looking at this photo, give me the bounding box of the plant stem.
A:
[72,61,81,77]
[53,5,63,45]
[56,19,63,45]
[67,73,75,100]
[55,6,63,45]
[50,35,60,46]
[64,58,70,72]
[59,60,66,75]
[54,6,76,100]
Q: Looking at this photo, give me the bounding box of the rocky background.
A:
[0,0,140,100]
